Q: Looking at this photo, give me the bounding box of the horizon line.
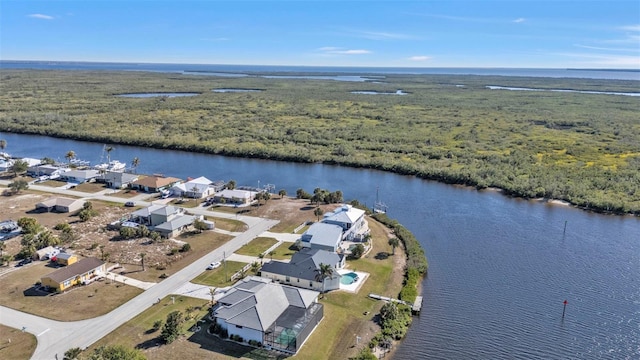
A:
[2,59,639,72]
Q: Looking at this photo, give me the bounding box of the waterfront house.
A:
[321,204,368,241]
[27,164,68,178]
[40,257,106,292]
[20,157,43,167]
[0,159,13,172]
[35,197,85,213]
[102,171,139,189]
[300,222,344,252]
[60,169,100,184]
[212,189,256,205]
[131,175,182,193]
[170,176,217,198]
[212,276,323,354]
[260,248,344,292]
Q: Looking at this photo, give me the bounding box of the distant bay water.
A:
[1,60,639,81]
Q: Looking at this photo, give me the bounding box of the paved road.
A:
[0,181,279,359]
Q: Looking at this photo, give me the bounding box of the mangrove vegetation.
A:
[0,69,638,214]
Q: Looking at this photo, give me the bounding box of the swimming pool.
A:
[340,272,359,285]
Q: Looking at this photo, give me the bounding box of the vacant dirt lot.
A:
[0,191,180,267]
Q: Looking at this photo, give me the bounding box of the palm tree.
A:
[65,150,76,164]
[268,250,275,261]
[278,189,287,199]
[131,157,140,173]
[258,253,264,264]
[254,192,263,205]
[315,263,333,297]
[209,287,217,305]
[250,261,261,275]
[388,237,400,255]
[139,253,146,271]
[314,207,324,221]
[63,347,82,360]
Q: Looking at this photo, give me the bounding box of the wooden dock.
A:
[412,295,423,315]
[369,293,412,306]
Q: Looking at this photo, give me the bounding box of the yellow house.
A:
[41,257,106,292]
[55,252,78,266]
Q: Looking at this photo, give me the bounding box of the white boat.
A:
[94,160,126,172]
[373,187,388,214]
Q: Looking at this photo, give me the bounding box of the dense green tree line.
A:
[1,69,638,214]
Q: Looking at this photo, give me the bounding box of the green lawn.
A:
[191,261,248,287]
[211,218,247,232]
[235,237,278,257]
[268,242,298,260]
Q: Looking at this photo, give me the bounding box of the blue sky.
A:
[1,1,639,68]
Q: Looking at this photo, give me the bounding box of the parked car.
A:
[207,261,221,270]
[124,201,135,207]
[16,258,32,267]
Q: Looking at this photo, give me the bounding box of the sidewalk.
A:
[104,271,156,290]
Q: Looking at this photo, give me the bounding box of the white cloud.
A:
[408,56,432,61]
[513,18,526,23]
[317,47,371,55]
[574,44,638,52]
[28,14,54,20]
[353,30,413,40]
[619,25,640,32]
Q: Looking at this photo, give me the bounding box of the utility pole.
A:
[224,251,227,282]
[562,299,568,319]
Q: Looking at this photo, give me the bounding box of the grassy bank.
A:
[1,69,638,214]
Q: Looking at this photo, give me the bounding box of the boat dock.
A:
[369,293,423,315]
[412,296,423,315]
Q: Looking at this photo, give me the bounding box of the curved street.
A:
[0,181,279,359]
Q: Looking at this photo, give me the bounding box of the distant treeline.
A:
[1,69,638,215]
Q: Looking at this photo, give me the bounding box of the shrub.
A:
[152,320,163,332]
[54,223,71,231]
[181,243,191,252]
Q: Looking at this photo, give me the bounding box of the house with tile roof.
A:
[131,175,182,193]
[260,248,344,292]
[212,276,323,354]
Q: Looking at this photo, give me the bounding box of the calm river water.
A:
[2,132,638,359]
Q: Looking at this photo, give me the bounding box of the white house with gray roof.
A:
[170,176,218,198]
[212,276,323,354]
[128,204,195,238]
[260,248,344,292]
[102,171,139,189]
[321,204,368,241]
[300,222,343,252]
[60,169,100,183]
